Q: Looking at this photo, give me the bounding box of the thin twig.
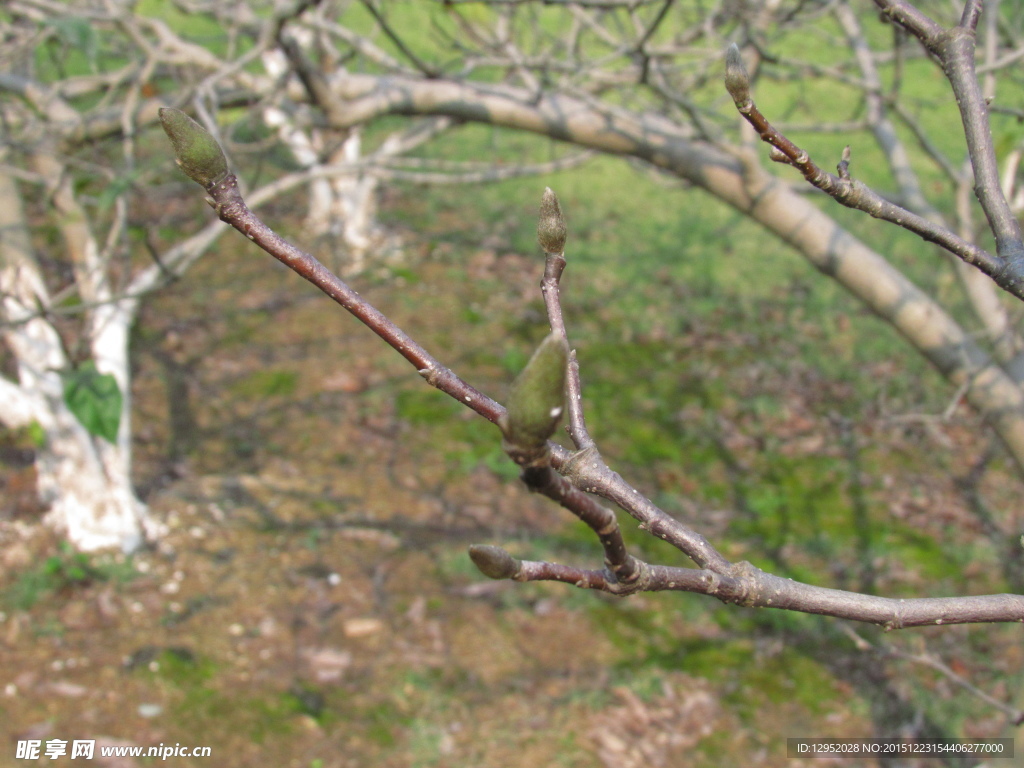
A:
[872,0,1024,281]
[165,111,1024,628]
[361,0,440,78]
[843,628,1024,724]
[723,44,1018,296]
[205,173,505,426]
[536,188,595,451]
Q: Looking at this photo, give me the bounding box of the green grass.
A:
[229,369,300,399]
[3,544,137,611]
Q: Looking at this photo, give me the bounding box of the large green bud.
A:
[537,187,567,254]
[502,333,569,449]
[158,108,229,189]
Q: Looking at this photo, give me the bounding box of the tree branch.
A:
[161,109,1024,627]
[871,0,1024,285]
[723,44,1015,293]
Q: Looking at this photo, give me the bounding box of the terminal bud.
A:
[724,44,751,106]
[537,187,567,254]
[159,108,229,189]
[469,544,519,580]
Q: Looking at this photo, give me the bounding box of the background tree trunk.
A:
[0,171,148,551]
[317,73,1024,474]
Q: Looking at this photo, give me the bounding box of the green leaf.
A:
[62,361,123,444]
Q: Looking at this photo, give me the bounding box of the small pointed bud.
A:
[537,187,567,254]
[724,44,751,106]
[837,145,852,179]
[502,333,568,448]
[159,107,229,189]
[469,544,518,580]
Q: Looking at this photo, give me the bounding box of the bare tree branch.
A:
[163,110,1024,628]
[724,44,1013,291]
[843,627,1024,724]
[872,0,1024,283]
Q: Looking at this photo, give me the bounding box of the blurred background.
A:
[1,1,1022,765]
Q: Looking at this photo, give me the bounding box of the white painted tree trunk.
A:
[261,111,393,275]
[0,170,149,552]
[262,46,414,274]
[323,129,382,270]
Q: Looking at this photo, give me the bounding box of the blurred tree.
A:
[0,0,381,549]
[263,0,1024,586]
[0,0,588,551]
[160,0,1024,742]
[0,1,239,550]
[164,0,1024,626]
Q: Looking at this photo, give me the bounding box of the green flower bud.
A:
[502,333,568,448]
[537,187,567,254]
[468,544,518,580]
[159,108,229,189]
[724,44,751,106]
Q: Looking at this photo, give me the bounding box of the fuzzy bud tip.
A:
[537,187,567,254]
[724,44,751,105]
[159,107,229,189]
[502,333,569,449]
[469,544,518,580]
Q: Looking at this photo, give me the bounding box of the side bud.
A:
[159,108,229,189]
[501,333,569,449]
[537,187,567,254]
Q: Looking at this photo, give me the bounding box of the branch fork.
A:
[723,40,1024,296]
[160,107,1024,628]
